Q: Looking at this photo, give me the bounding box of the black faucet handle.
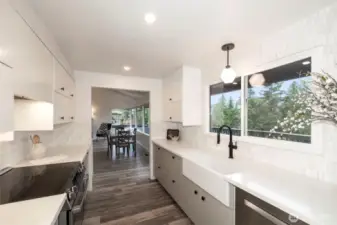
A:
[233,141,238,149]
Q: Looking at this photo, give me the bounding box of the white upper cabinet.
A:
[0,0,53,102]
[54,58,75,125]
[0,64,14,141]
[54,60,75,98]
[163,66,202,126]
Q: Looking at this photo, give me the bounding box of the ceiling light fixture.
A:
[220,43,236,84]
[302,61,311,65]
[123,66,131,71]
[249,73,265,87]
[144,13,156,24]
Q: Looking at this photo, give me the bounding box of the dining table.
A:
[108,130,137,157]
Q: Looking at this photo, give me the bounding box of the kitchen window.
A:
[209,57,312,143]
[136,107,143,132]
[210,77,241,136]
[129,104,150,134]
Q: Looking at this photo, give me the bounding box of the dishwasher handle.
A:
[244,199,288,225]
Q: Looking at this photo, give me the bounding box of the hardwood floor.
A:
[83,141,193,225]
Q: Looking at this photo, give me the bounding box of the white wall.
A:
[181,2,337,184]
[136,131,150,152]
[73,71,163,190]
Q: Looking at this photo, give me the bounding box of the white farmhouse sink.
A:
[183,156,240,208]
[29,154,68,165]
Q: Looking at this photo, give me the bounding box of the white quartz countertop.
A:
[0,144,90,225]
[15,144,90,167]
[0,194,66,225]
[152,139,337,225]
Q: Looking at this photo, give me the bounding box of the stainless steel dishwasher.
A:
[235,188,309,225]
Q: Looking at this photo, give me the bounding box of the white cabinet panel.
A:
[54,59,75,99]
[0,1,53,102]
[163,65,201,125]
[54,92,75,124]
[54,93,69,124]
[14,100,53,131]
[0,64,14,141]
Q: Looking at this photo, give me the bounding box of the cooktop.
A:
[0,162,80,205]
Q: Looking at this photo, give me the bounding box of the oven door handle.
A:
[244,200,288,225]
[72,174,89,214]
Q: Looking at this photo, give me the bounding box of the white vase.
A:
[30,143,47,159]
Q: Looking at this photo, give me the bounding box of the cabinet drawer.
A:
[181,175,234,225]
[199,189,234,225]
[161,149,182,176]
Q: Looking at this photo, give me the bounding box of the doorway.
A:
[90,87,150,173]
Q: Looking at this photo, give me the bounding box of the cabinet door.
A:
[154,145,162,179]
[54,60,69,96]
[54,93,71,124]
[198,189,234,225]
[0,1,53,102]
[164,100,182,122]
[179,176,205,225]
[0,64,14,141]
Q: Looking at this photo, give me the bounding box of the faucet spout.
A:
[216,125,238,159]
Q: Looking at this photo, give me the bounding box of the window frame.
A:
[129,104,150,135]
[205,47,325,155]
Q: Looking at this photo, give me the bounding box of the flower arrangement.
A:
[270,72,337,135]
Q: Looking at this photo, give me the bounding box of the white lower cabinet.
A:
[153,145,234,225]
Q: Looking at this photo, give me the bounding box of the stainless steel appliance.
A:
[236,188,309,225]
[0,159,88,225]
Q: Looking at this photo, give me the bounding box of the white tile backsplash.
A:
[0,130,55,169]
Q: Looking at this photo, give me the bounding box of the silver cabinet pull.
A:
[244,200,287,225]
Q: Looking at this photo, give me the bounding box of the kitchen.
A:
[1,0,337,225]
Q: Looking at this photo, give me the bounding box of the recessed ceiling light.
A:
[144,13,156,24]
[302,61,311,65]
[123,66,131,71]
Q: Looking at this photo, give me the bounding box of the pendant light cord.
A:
[226,46,230,68]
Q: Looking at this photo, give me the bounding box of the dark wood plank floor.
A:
[83,141,193,225]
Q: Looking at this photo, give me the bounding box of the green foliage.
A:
[211,95,240,128]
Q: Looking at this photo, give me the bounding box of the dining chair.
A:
[116,130,130,156]
[129,132,137,156]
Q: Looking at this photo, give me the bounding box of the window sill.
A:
[205,132,321,155]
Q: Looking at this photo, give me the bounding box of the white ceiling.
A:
[29,0,335,78]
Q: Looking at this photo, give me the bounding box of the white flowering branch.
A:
[270,72,337,136]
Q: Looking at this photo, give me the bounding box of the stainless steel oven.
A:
[71,173,89,225]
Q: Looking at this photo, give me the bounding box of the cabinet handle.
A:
[157,166,161,169]
[71,117,74,120]
[201,196,206,201]
[194,190,198,195]
[60,87,65,91]
[169,117,172,120]
[172,180,175,183]
[157,147,160,150]
[244,200,287,225]
[172,156,175,159]
[169,98,172,101]
[60,116,65,120]
[70,94,74,97]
